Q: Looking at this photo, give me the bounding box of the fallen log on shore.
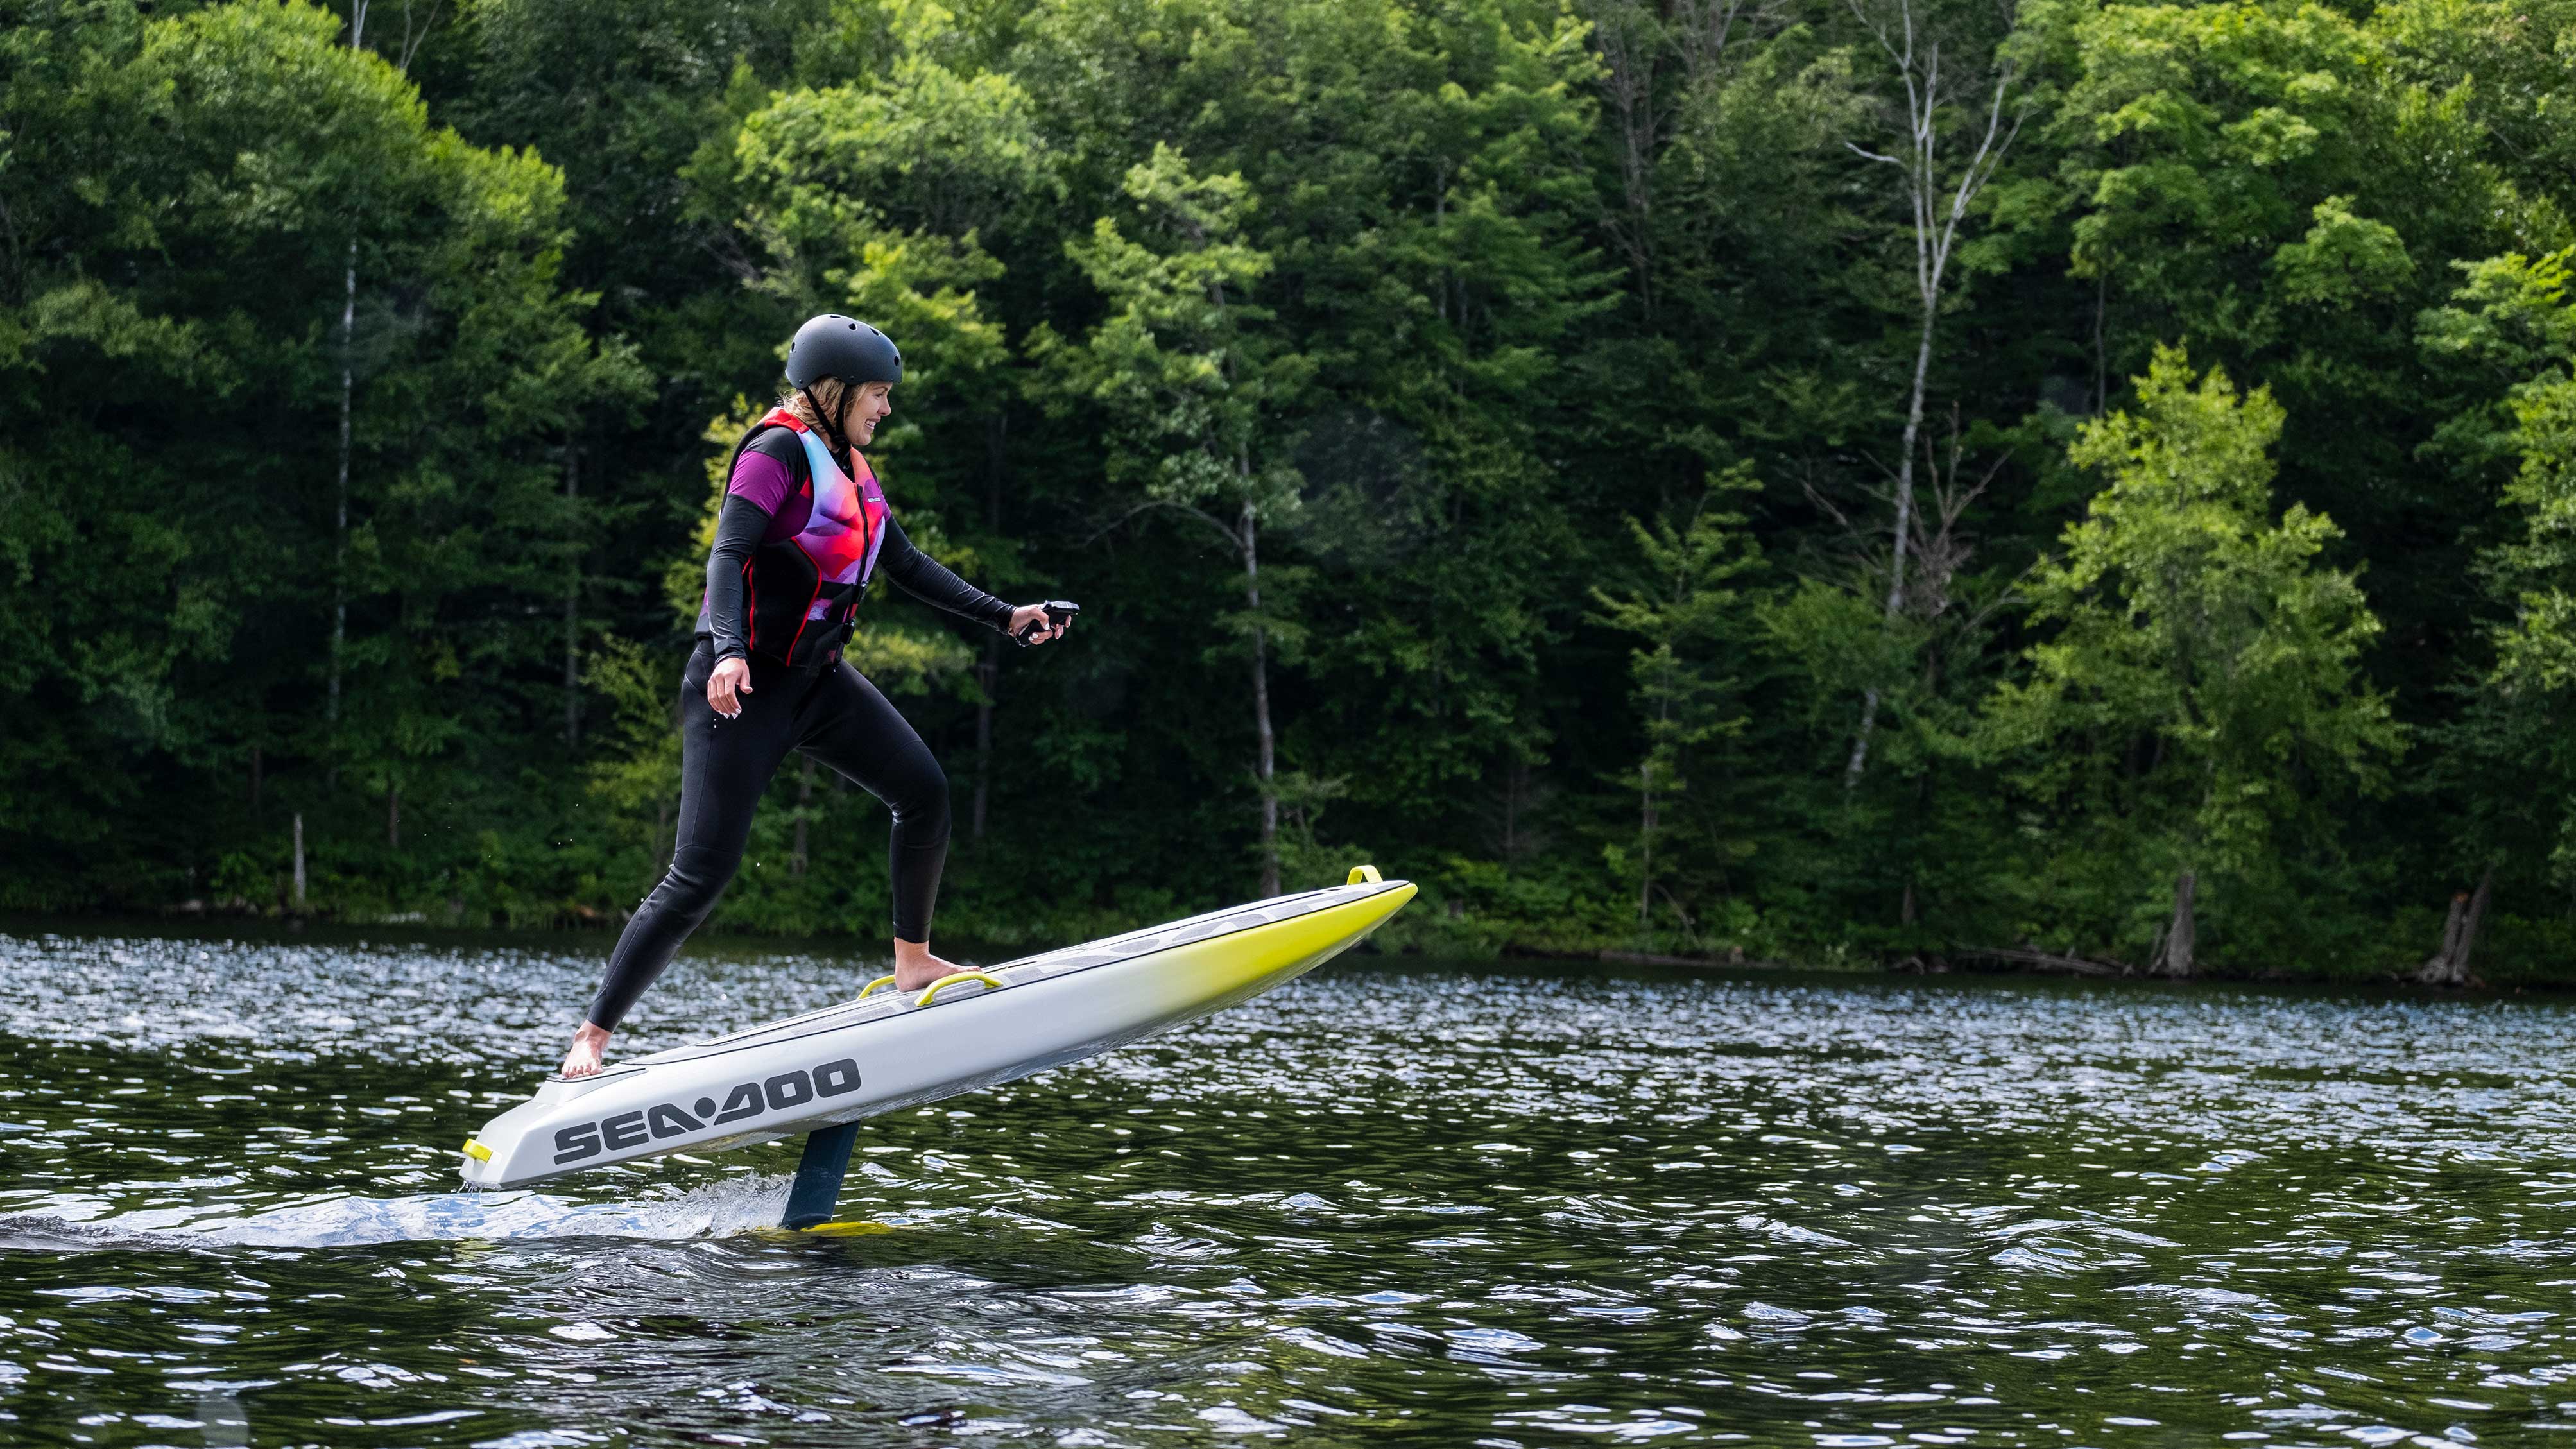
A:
[1599,949,1791,970]
[1953,946,2127,977]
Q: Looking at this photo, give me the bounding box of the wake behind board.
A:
[459,868,1414,1197]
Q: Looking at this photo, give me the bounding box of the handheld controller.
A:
[1011,599,1081,647]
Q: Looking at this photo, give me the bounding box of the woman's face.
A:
[846,382,893,446]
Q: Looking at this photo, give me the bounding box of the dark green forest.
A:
[5,0,2573,979]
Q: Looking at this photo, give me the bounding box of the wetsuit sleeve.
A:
[876,514,1016,631]
[729,435,800,513]
[705,495,774,662]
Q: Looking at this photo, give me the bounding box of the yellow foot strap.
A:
[916,970,1004,1006]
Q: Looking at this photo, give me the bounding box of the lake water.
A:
[3,927,2574,1447]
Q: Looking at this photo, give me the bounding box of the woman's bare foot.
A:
[891,938,963,991]
[560,1021,611,1078]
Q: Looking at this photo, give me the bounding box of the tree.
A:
[2027,0,2517,724]
[1032,142,1310,895]
[0,0,638,909]
[5,0,2574,972]
[1590,477,1767,936]
[1983,347,2402,974]
[431,0,825,750]
[714,8,1049,844]
[1838,0,2025,788]
[2417,247,2576,972]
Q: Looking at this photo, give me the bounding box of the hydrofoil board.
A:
[460,868,1413,1195]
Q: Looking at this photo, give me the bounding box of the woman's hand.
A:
[1007,603,1070,646]
[707,656,753,718]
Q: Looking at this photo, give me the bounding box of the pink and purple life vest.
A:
[719,408,890,667]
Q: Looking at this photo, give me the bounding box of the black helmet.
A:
[786,314,902,388]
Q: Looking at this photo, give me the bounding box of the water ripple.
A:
[3,930,2575,1445]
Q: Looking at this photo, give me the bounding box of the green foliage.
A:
[1983,347,2403,957]
[1589,476,1767,941]
[1034,142,1307,520]
[717,1,1040,404]
[0,0,640,910]
[2419,248,2576,886]
[6,0,2576,980]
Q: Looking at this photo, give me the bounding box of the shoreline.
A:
[5,908,2562,996]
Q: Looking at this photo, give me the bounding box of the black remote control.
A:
[1012,599,1081,646]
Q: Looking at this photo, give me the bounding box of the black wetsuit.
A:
[583,424,1013,1033]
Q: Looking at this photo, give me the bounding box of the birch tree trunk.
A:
[790,759,812,876]
[1638,759,1655,925]
[972,637,997,843]
[972,412,1005,844]
[646,800,668,899]
[1242,499,1278,896]
[331,1,366,728]
[562,445,580,747]
[1592,0,1659,313]
[292,812,307,910]
[329,240,354,724]
[1841,0,2022,790]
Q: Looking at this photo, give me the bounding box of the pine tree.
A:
[1590,476,1766,939]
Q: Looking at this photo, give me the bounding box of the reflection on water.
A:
[4,927,2576,1446]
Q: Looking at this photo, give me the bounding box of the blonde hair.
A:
[778,377,856,436]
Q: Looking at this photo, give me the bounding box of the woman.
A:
[562,314,1066,1078]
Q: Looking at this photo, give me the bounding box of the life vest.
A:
[725,407,890,667]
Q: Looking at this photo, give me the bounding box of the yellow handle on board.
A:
[1348,864,1382,884]
[916,970,1004,1006]
[461,1138,493,1162]
[856,973,898,999]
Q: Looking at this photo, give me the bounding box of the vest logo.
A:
[552,1058,863,1165]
